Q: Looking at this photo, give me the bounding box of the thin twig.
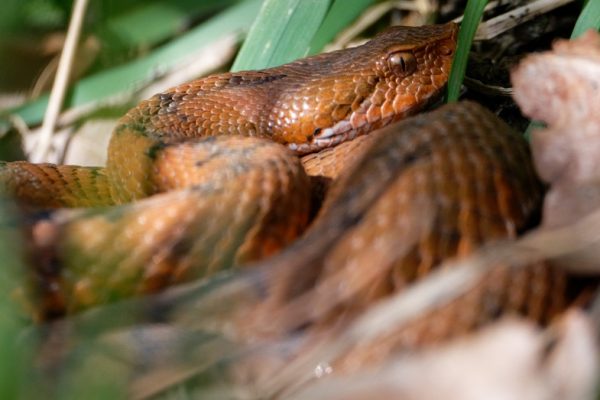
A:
[456,0,577,41]
[32,0,89,163]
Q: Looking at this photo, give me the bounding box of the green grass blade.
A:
[97,0,238,49]
[0,200,31,399]
[5,0,262,127]
[571,0,600,38]
[231,0,332,71]
[446,0,488,102]
[307,0,374,54]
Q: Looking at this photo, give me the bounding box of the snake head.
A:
[279,22,458,154]
[373,22,458,113]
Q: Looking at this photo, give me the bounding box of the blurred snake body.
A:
[0,21,570,349]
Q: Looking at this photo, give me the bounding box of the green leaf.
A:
[446,0,489,102]
[232,0,332,71]
[571,0,600,38]
[5,0,262,127]
[0,0,23,33]
[307,0,375,54]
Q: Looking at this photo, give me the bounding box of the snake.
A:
[0,20,576,355]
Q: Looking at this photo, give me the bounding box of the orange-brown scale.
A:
[301,135,374,179]
[334,262,566,373]
[0,162,113,207]
[237,103,565,358]
[28,137,311,317]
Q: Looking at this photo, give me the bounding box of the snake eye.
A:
[387,52,416,75]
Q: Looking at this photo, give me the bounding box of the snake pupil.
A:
[388,52,416,75]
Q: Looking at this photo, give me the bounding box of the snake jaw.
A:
[289,117,373,154]
[313,120,354,145]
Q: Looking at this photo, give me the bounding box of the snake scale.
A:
[0,21,574,355]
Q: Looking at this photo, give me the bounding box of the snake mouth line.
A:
[290,88,447,156]
[314,120,356,147]
[288,120,369,155]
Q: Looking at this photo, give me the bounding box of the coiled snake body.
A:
[0,22,570,349]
